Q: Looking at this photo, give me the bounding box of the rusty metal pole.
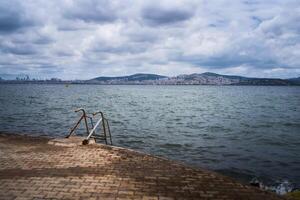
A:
[82,110,90,136]
[66,115,83,138]
[100,112,108,145]
[90,111,113,145]
[105,119,112,145]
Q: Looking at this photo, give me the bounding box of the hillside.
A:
[88,73,167,84]
[1,72,299,86]
[288,77,300,85]
[87,72,298,85]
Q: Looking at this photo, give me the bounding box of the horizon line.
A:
[1,71,299,81]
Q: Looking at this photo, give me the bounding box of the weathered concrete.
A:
[0,133,284,200]
[48,136,95,147]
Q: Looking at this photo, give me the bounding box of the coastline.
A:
[1,82,300,86]
[0,132,285,200]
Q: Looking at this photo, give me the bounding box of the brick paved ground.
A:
[0,133,284,200]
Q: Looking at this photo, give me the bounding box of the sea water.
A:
[0,84,299,192]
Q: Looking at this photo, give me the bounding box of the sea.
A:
[0,84,299,193]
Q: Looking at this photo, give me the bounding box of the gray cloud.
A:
[0,1,34,33]
[0,0,299,79]
[0,42,37,55]
[176,54,279,69]
[142,6,194,26]
[92,44,148,54]
[33,36,54,45]
[64,0,118,24]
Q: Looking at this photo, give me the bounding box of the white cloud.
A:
[0,0,299,79]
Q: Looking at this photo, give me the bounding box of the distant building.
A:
[50,78,62,82]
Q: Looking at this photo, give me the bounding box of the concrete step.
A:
[48,136,95,147]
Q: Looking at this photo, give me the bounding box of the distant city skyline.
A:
[0,0,300,79]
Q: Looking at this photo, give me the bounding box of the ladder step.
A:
[67,108,112,145]
[91,136,106,139]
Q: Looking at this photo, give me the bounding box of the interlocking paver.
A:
[0,133,284,200]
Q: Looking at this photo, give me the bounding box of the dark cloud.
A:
[0,0,299,79]
[243,0,259,5]
[1,43,37,55]
[0,1,34,33]
[64,0,117,24]
[92,42,149,55]
[0,64,32,73]
[259,14,300,37]
[251,16,262,28]
[33,36,54,45]
[55,51,75,57]
[38,64,62,73]
[125,30,159,43]
[142,6,193,26]
[177,54,280,69]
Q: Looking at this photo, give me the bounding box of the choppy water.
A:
[0,84,300,191]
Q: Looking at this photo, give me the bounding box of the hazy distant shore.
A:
[1,72,300,86]
[1,81,300,86]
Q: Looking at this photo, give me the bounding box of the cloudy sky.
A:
[0,0,299,80]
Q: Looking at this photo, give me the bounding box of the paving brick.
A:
[0,134,284,200]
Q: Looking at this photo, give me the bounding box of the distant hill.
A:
[86,72,299,85]
[288,77,300,85]
[171,72,247,85]
[172,73,293,85]
[88,73,168,84]
[1,72,299,86]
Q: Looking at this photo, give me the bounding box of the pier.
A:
[0,133,283,200]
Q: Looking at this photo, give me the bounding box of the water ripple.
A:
[0,84,299,188]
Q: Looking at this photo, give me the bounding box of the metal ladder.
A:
[66,108,113,145]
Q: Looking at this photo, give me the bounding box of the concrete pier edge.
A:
[0,132,285,200]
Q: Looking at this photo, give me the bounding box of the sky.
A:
[0,0,299,80]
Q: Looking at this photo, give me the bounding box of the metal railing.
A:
[66,108,112,145]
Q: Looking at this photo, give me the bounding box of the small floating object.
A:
[250,177,262,188]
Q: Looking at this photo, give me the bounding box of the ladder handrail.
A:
[104,118,113,145]
[92,111,112,145]
[67,108,112,145]
[67,108,90,138]
[86,117,102,140]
